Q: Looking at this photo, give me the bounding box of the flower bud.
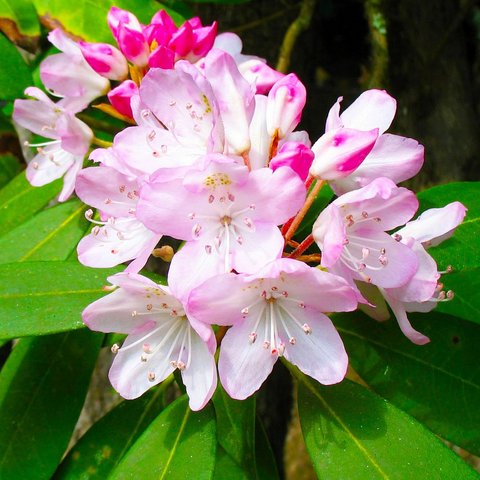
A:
[239,60,284,94]
[79,42,128,80]
[266,73,306,139]
[108,80,138,119]
[270,142,314,181]
[309,127,379,180]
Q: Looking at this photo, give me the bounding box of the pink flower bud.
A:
[108,7,142,38]
[148,45,175,69]
[78,42,128,81]
[266,73,306,138]
[239,60,284,94]
[270,142,314,181]
[116,24,149,66]
[191,22,217,57]
[169,22,194,57]
[108,80,138,119]
[309,127,379,180]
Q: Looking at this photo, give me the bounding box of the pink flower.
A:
[212,32,284,94]
[377,202,467,344]
[75,166,161,273]
[188,258,357,399]
[325,90,424,194]
[40,29,110,106]
[78,41,128,81]
[313,177,419,289]
[270,141,314,181]
[108,80,138,119]
[13,87,92,201]
[137,154,306,297]
[83,272,217,410]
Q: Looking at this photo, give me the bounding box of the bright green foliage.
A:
[0,154,21,189]
[335,311,480,455]
[0,172,61,238]
[298,377,480,480]
[0,199,89,263]
[0,330,102,480]
[0,32,33,99]
[0,261,122,339]
[0,0,39,48]
[56,383,171,479]
[110,395,216,480]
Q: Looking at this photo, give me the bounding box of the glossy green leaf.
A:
[0,154,21,189]
[298,377,479,480]
[213,384,256,478]
[0,171,61,238]
[55,381,171,479]
[0,329,102,480]
[0,199,88,263]
[417,182,480,324]
[255,417,280,480]
[0,261,122,339]
[0,33,33,99]
[335,311,480,455]
[214,446,249,480]
[32,0,184,43]
[110,395,216,480]
[0,0,39,48]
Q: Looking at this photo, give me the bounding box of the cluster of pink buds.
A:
[13,7,466,410]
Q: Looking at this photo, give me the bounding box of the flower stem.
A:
[91,137,113,148]
[284,179,324,241]
[288,234,314,259]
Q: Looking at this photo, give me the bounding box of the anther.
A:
[379,255,388,266]
[146,304,153,311]
[345,214,354,227]
[169,100,176,106]
[361,211,369,218]
[111,344,120,354]
[32,162,39,169]
[244,217,253,228]
[241,307,249,315]
[262,341,270,349]
[143,343,152,353]
[228,193,235,202]
[131,310,137,317]
[111,249,119,254]
[277,344,285,356]
[177,361,186,371]
[193,224,202,237]
[85,209,94,219]
[205,245,212,254]
[185,102,193,109]
[161,145,167,153]
[248,332,257,343]
[236,235,243,245]
[446,290,454,299]
[140,355,148,362]
[298,302,305,309]
[208,195,215,203]
[302,323,312,334]
[289,337,296,345]
[358,263,366,271]
[148,372,156,382]
[394,234,402,242]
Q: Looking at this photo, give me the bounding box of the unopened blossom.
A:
[40,29,110,107]
[78,41,128,81]
[309,127,379,181]
[107,80,138,119]
[13,87,92,201]
[188,258,358,399]
[83,272,217,410]
[313,177,419,289]
[76,166,160,273]
[138,154,306,297]
[377,202,467,344]
[325,90,424,194]
[270,141,314,181]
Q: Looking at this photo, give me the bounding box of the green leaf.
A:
[0,154,21,188]
[0,261,122,339]
[32,0,184,43]
[0,0,39,49]
[0,199,88,263]
[298,377,479,480]
[110,395,216,480]
[213,446,249,480]
[213,384,256,478]
[0,330,102,480]
[417,182,480,323]
[55,381,171,479]
[0,171,61,238]
[0,33,33,99]
[255,417,280,480]
[335,311,480,456]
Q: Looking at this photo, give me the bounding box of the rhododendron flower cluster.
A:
[12,6,467,411]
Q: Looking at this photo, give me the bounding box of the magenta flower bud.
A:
[78,42,128,81]
[169,22,194,57]
[270,142,314,181]
[191,22,217,57]
[309,127,379,180]
[147,10,177,46]
[108,80,138,119]
[240,60,284,94]
[116,24,149,66]
[266,73,306,139]
[148,45,175,69]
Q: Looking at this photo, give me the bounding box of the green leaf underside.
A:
[0,33,33,99]
[32,0,185,43]
[55,384,169,479]
[110,395,216,480]
[298,378,479,480]
[0,330,102,480]
[0,261,123,339]
[0,199,88,263]
[0,171,61,238]
[213,384,257,478]
[334,311,480,456]
[416,182,480,324]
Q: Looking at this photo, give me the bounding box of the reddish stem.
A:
[288,233,314,259]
